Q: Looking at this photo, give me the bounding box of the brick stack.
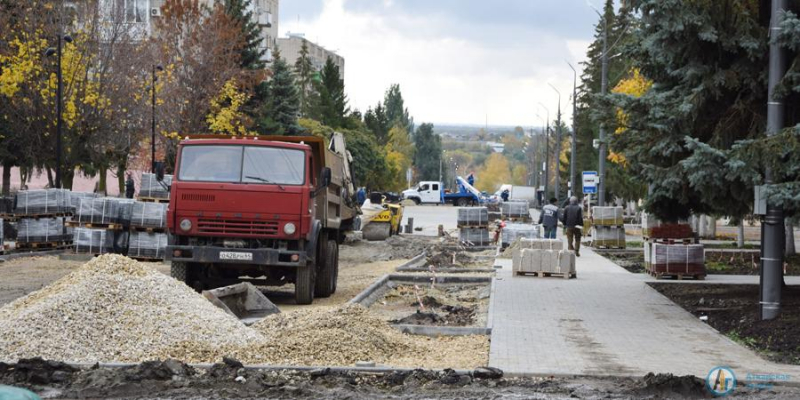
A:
[591,206,625,249]
[641,212,704,279]
[139,173,172,203]
[13,190,73,251]
[457,207,491,247]
[500,223,541,248]
[501,200,530,222]
[128,201,168,261]
[511,239,575,278]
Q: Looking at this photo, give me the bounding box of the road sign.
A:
[583,171,598,194]
[406,168,413,184]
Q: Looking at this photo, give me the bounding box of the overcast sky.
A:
[279,0,606,127]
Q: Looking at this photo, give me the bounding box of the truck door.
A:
[423,183,441,203]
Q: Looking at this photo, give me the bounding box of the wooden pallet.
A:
[649,271,706,280]
[138,197,169,204]
[130,256,164,262]
[130,226,167,233]
[504,216,532,223]
[12,212,71,219]
[593,245,627,250]
[515,270,577,279]
[65,220,124,230]
[15,241,73,250]
[643,237,694,244]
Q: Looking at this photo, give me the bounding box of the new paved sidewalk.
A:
[488,246,800,380]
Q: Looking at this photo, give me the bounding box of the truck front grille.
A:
[197,219,279,236]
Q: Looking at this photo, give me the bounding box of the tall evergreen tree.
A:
[222,0,265,70]
[256,52,301,135]
[364,103,391,145]
[413,123,442,180]
[294,39,315,117]
[312,57,348,128]
[383,84,414,133]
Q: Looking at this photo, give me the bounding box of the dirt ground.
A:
[651,283,800,365]
[600,251,800,276]
[2,358,798,399]
[369,283,490,327]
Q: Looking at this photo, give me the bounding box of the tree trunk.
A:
[2,162,11,196]
[45,167,53,188]
[698,215,707,238]
[706,216,717,239]
[737,220,745,248]
[62,168,74,191]
[98,166,107,196]
[787,218,796,256]
[117,162,126,196]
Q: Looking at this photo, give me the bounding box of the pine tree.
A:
[364,103,390,145]
[384,84,413,133]
[413,123,442,180]
[294,39,315,117]
[312,57,348,128]
[256,52,301,135]
[222,0,265,70]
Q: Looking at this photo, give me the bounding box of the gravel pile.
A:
[163,305,489,369]
[0,254,264,363]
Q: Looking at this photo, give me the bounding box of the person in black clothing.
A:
[500,189,510,202]
[561,196,584,256]
[125,174,135,199]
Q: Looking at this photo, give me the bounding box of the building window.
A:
[116,0,146,23]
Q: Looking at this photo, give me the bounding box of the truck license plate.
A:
[219,251,253,261]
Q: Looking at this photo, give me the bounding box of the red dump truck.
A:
[162,133,359,304]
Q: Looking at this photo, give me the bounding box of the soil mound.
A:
[635,373,710,398]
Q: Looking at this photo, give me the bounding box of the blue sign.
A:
[582,171,598,194]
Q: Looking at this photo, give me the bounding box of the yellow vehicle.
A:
[362,202,404,241]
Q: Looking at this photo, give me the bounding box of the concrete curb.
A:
[393,324,491,336]
[394,252,428,271]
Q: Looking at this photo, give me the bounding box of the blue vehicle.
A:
[401,177,494,207]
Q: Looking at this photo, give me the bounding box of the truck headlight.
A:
[283,223,296,235]
[179,218,192,232]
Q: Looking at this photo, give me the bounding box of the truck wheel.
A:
[332,242,339,293]
[314,240,337,298]
[413,198,420,205]
[295,265,315,305]
[457,198,469,207]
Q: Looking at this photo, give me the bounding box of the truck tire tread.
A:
[314,240,337,298]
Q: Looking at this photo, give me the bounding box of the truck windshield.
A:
[178,145,306,185]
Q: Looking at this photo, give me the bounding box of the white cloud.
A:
[287,0,593,127]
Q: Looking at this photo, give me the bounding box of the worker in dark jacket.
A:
[561,196,584,256]
[125,174,135,199]
[538,197,559,239]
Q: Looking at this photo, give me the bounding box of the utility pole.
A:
[567,62,578,199]
[760,0,788,321]
[549,83,562,204]
[151,65,163,173]
[55,32,63,189]
[598,10,609,206]
[538,103,550,201]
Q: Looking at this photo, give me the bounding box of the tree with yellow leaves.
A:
[610,68,652,166]
[207,79,252,135]
[476,153,510,193]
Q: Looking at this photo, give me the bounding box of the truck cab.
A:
[165,134,357,305]
[402,181,443,204]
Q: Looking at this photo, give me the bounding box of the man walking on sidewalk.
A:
[561,196,584,256]
[538,197,559,239]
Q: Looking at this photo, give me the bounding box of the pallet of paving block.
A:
[503,216,531,223]
[514,270,577,279]
[14,241,73,251]
[137,197,170,204]
[129,225,166,233]
[12,212,71,219]
[65,220,124,230]
[592,244,627,250]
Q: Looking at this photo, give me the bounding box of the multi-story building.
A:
[277,33,345,78]
[97,0,279,62]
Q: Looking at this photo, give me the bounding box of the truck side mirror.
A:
[321,167,332,188]
[155,162,165,182]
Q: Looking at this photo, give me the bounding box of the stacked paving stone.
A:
[511,239,575,278]
[139,173,172,201]
[500,223,540,248]
[591,206,626,249]
[13,190,73,250]
[641,212,705,279]
[457,207,491,247]
[501,200,529,221]
[128,201,168,260]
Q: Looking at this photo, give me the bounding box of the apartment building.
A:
[277,33,345,78]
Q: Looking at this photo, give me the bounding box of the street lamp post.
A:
[548,83,562,204]
[567,61,578,199]
[151,65,163,173]
[45,34,73,189]
[537,103,550,200]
